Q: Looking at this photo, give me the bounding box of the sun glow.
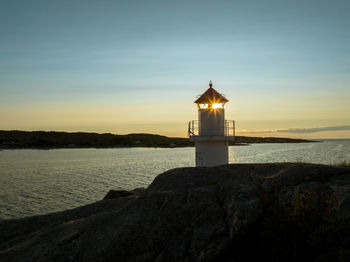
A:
[199,104,208,109]
[212,103,223,109]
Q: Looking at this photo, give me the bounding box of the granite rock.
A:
[0,163,349,262]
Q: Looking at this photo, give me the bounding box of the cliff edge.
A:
[1,163,349,261]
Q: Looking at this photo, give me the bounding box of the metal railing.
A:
[188,120,235,137]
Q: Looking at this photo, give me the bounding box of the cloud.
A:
[277,125,350,133]
[238,125,350,134]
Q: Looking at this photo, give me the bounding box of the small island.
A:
[0,130,316,149]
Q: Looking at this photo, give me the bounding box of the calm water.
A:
[1,139,349,219]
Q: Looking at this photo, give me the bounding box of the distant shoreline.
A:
[0,144,251,150]
[0,130,318,149]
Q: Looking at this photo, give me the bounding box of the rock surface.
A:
[0,163,349,262]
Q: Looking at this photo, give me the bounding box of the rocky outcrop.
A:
[102,188,145,200]
[0,163,349,262]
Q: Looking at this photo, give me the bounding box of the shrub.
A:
[259,189,348,262]
[230,189,349,262]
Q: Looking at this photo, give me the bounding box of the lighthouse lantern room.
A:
[188,81,235,167]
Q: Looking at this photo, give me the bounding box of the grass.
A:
[336,160,350,168]
[292,158,350,168]
[231,188,350,262]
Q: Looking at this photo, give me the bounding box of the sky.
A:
[0,0,350,138]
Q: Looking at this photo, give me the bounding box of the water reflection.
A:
[0,140,349,219]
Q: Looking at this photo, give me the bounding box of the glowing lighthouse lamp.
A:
[188,81,235,167]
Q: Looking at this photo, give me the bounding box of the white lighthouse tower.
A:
[188,81,235,167]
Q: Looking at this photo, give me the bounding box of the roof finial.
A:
[209,80,213,88]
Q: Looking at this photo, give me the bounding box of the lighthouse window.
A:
[199,104,208,109]
[212,103,223,109]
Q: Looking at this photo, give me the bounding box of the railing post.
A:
[233,120,235,137]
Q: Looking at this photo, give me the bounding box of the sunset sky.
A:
[1,0,350,138]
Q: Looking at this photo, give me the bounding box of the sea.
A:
[1,139,350,220]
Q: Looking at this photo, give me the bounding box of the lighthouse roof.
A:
[194,81,229,104]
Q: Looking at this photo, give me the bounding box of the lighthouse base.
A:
[195,141,229,167]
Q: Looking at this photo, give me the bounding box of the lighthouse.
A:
[188,81,235,167]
